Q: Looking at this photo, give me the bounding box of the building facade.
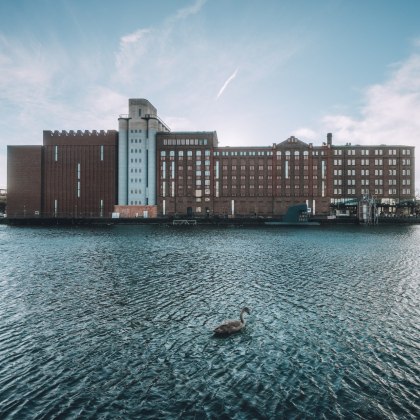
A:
[6,98,416,219]
[117,99,170,208]
[156,131,415,218]
[7,130,118,218]
[156,131,219,217]
[7,146,43,217]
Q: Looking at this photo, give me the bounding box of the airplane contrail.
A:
[216,68,239,99]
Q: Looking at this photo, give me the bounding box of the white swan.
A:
[213,307,251,336]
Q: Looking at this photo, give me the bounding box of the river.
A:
[0,224,419,418]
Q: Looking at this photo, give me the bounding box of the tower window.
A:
[139,108,142,117]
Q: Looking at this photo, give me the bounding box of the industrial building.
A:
[6,98,416,220]
[156,132,415,218]
[7,130,118,218]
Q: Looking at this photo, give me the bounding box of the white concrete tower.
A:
[118,99,169,206]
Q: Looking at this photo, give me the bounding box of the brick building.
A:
[156,131,415,218]
[7,146,43,217]
[156,131,218,217]
[7,130,118,218]
[6,98,416,219]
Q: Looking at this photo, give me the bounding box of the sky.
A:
[1,0,420,192]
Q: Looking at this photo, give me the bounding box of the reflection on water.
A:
[0,224,419,418]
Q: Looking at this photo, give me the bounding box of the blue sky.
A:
[1,0,420,191]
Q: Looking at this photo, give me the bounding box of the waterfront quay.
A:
[2,214,420,227]
[7,98,417,225]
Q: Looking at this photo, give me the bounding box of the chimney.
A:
[327,133,332,146]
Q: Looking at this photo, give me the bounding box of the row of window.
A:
[163,173,410,184]
[162,179,328,189]
[333,149,411,156]
[333,188,411,195]
[159,153,413,168]
[162,176,411,188]
[162,163,412,176]
[162,187,412,202]
[162,165,411,180]
[161,150,211,157]
[159,155,412,168]
[162,139,209,146]
[334,169,411,176]
[162,172,324,181]
[333,159,411,166]
[161,163,329,172]
[160,147,412,158]
[163,175,325,182]
[160,149,323,157]
[218,150,274,156]
[162,168,413,182]
[215,150,325,157]
[333,179,411,186]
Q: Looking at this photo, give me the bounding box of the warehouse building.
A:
[7,130,118,218]
[6,98,415,219]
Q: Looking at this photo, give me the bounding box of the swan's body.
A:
[213,307,251,336]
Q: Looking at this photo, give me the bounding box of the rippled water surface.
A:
[0,224,419,419]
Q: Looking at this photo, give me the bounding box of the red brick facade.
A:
[7,146,43,217]
[7,130,118,218]
[42,130,118,218]
[156,133,415,217]
[7,124,415,219]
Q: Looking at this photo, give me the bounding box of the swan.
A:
[213,307,251,336]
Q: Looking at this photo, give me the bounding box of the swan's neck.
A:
[240,311,246,324]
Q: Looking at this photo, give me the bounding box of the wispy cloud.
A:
[173,0,207,21]
[115,28,152,81]
[291,49,420,148]
[321,53,420,145]
[112,0,303,126]
[0,35,60,106]
[216,68,239,100]
[294,50,420,191]
[120,29,150,46]
[114,0,207,86]
[293,127,317,140]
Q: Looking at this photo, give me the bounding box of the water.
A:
[0,224,419,419]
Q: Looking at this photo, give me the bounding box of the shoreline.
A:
[2,216,420,227]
